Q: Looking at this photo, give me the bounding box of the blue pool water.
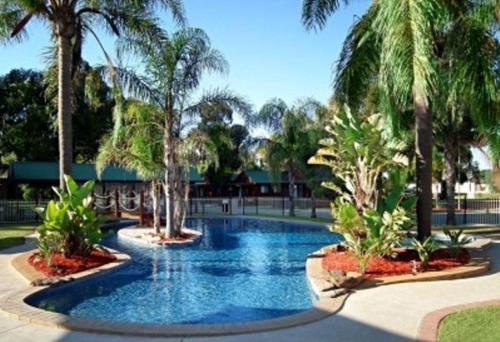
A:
[28,218,342,324]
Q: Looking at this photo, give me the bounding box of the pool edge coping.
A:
[0,220,348,338]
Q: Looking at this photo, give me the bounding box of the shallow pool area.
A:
[27,217,342,325]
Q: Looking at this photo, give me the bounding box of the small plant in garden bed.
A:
[34,175,106,272]
[412,236,440,269]
[443,227,472,257]
[322,247,470,279]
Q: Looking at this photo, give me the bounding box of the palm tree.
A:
[97,98,165,233]
[109,28,252,238]
[256,98,321,217]
[434,2,499,225]
[0,0,185,189]
[302,0,469,240]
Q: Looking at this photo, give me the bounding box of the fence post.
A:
[114,189,121,218]
[139,191,144,226]
[497,198,500,225]
[282,195,285,216]
[463,194,467,225]
[256,196,259,216]
[242,194,245,215]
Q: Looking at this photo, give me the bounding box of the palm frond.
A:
[302,0,347,30]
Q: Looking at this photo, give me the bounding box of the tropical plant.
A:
[443,227,472,257]
[0,0,185,189]
[331,174,415,273]
[104,28,252,237]
[309,105,409,212]
[36,175,103,258]
[310,106,415,272]
[256,98,323,216]
[302,0,491,240]
[412,236,439,269]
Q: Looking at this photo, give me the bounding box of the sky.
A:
[0,0,491,169]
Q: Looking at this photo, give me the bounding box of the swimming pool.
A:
[27,217,342,325]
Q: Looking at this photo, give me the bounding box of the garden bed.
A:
[118,227,202,246]
[322,248,471,279]
[28,250,117,277]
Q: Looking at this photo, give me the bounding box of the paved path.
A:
[0,238,499,342]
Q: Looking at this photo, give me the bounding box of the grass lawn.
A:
[438,306,500,342]
[0,225,36,250]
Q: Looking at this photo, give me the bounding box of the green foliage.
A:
[412,236,439,268]
[309,105,409,212]
[0,67,114,166]
[310,107,415,273]
[333,186,414,273]
[36,175,103,258]
[443,227,472,257]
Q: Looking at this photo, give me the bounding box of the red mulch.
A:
[28,250,116,277]
[322,248,470,279]
[158,232,198,243]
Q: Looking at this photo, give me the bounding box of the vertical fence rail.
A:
[0,200,48,225]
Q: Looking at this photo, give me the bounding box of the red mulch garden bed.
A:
[28,250,116,277]
[322,248,470,279]
[158,231,198,243]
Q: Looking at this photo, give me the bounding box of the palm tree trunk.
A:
[173,165,183,234]
[288,169,296,217]
[444,137,458,226]
[415,90,433,240]
[57,33,73,189]
[164,133,175,238]
[152,181,161,234]
[310,192,317,218]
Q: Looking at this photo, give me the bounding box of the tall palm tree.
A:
[109,28,252,238]
[257,98,321,217]
[0,0,185,189]
[435,1,499,225]
[302,0,463,239]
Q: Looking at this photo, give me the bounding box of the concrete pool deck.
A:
[0,237,499,341]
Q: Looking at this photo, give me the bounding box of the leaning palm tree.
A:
[302,0,463,240]
[0,0,185,189]
[256,98,321,216]
[109,28,252,238]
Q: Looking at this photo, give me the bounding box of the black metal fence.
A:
[0,200,48,225]
[2,195,499,227]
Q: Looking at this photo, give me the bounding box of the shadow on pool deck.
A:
[34,307,413,342]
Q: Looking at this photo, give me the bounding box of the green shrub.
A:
[333,192,414,273]
[412,236,439,268]
[443,227,472,257]
[36,175,103,258]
